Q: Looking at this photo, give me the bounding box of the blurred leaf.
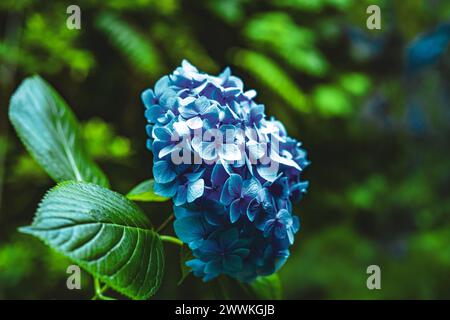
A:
[0,237,38,286]
[275,0,324,12]
[152,23,218,73]
[81,118,131,160]
[244,12,328,76]
[250,274,282,300]
[126,179,169,202]
[348,175,386,210]
[0,0,34,11]
[96,12,162,77]
[23,13,95,78]
[207,0,249,24]
[8,75,109,187]
[339,73,372,96]
[313,84,352,116]
[233,49,310,113]
[411,228,450,266]
[325,0,353,10]
[281,226,378,299]
[11,154,47,181]
[20,181,165,300]
[0,136,6,197]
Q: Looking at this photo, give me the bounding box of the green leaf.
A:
[96,12,162,77]
[8,75,109,187]
[312,84,352,117]
[233,49,310,113]
[19,181,164,300]
[339,73,372,96]
[250,274,282,300]
[126,179,169,202]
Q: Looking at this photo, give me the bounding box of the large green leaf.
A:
[250,274,282,300]
[8,75,109,187]
[20,181,164,300]
[126,179,169,202]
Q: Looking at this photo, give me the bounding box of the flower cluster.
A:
[142,60,309,282]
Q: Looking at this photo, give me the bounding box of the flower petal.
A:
[230,199,242,223]
[219,143,241,161]
[187,179,205,203]
[174,185,188,206]
[199,141,218,161]
[242,177,262,199]
[223,255,242,273]
[153,161,176,183]
[186,116,204,129]
[153,181,177,198]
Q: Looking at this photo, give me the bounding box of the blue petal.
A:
[219,143,241,161]
[174,216,206,244]
[219,228,239,247]
[153,161,176,183]
[195,96,210,114]
[153,181,177,198]
[145,105,164,123]
[227,174,243,197]
[229,199,242,223]
[158,144,178,159]
[274,224,287,239]
[141,89,156,108]
[199,142,218,161]
[153,126,172,142]
[187,179,204,203]
[173,121,190,136]
[292,215,300,233]
[203,105,220,124]
[174,185,188,206]
[246,197,260,222]
[233,248,250,257]
[211,162,228,187]
[277,208,291,221]
[154,76,170,96]
[242,177,262,199]
[186,259,206,277]
[174,206,198,219]
[186,116,204,129]
[223,255,242,273]
[204,260,222,279]
[185,169,205,182]
[257,164,279,182]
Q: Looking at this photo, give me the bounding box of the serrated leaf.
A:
[20,181,164,300]
[8,75,109,187]
[126,179,169,202]
[250,274,282,300]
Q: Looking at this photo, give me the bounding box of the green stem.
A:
[156,213,174,233]
[160,235,183,246]
[91,277,116,300]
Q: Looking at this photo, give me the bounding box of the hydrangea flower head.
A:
[142,60,309,282]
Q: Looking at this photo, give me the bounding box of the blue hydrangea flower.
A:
[143,60,309,282]
[220,174,262,223]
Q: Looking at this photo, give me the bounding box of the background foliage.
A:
[1,0,449,299]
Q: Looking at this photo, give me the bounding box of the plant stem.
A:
[160,235,183,246]
[92,277,116,300]
[156,213,174,233]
